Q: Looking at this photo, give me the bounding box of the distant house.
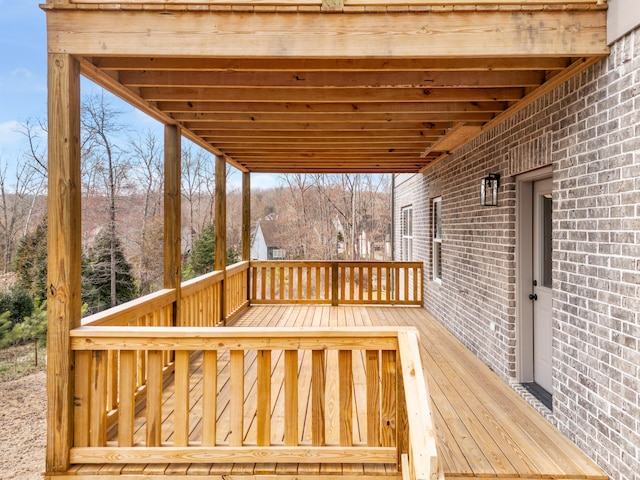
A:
[251,219,286,260]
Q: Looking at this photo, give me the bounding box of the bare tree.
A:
[81,91,132,307]
[18,119,48,237]
[0,153,47,273]
[128,130,164,294]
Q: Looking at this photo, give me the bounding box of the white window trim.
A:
[432,197,442,283]
[401,206,413,262]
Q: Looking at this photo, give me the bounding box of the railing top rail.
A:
[70,325,416,350]
[249,260,423,266]
[81,288,176,327]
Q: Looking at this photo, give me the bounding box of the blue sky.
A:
[0,1,47,156]
[0,0,278,189]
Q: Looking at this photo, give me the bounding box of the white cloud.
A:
[0,120,23,147]
[0,67,46,94]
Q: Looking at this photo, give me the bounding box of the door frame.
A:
[515,166,552,384]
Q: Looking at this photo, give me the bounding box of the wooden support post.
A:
[46,52,81,474]
[164,124,181,324]
[242,172,251,262]
[242,172,251,306]
[215,155,227,324]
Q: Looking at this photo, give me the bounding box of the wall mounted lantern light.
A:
[480,173,500,206]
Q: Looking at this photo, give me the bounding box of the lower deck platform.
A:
[59,305,606,480]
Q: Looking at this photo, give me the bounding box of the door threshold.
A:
[522,382,553,410]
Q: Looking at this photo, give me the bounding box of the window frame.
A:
[432,197,442,282]
[401,205,413,261]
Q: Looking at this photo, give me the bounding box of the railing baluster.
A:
[381,350,396,447]
[348,265,356,300]
[279,265,285,301]
[296,266,303,300]
[202,350,218,446]
[312,350,326,446]
[229,350,244,446]
[74,350,91,447]
[288,266,294,300]
[90,350,107,447]
[260,266,266,300]
[174,350,190,446]
[104,350,117,413]
[367,350,380,446]
[118,350,136,447]
[257,350,271,446]
[284,350,298,446]
[306,266,312,300]
[252,265,258,300]
[339,350,353,446]
[146,350,164,447]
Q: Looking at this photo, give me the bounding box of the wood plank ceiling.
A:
[44,1,609,174]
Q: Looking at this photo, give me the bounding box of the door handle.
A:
[529,293,538,301]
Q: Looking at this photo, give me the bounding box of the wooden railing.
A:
[69,326,437,480]
[179,260,250,327]
[250,261,423,306]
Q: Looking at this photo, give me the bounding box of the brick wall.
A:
[394,26,639,480]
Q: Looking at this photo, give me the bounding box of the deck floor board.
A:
[65,305,606,480]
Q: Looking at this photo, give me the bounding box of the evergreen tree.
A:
[188,223,216,276]
[83,229,137,314]
[0,288,34,326]
[0,311,11,346]
[185,224,239,279]
[8,298,47,365]
[14,216,48,301]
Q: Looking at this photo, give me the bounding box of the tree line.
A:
[0,89,390,351]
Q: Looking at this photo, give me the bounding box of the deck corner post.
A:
[164,124,181,325]
[215,154,227,324]
[46,52,81,474]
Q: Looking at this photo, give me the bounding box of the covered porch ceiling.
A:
[44,0,608,174]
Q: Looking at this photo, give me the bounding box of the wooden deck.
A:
[61,305,606,480]
[235,306,606,480]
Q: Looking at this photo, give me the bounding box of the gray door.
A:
[532,178,553,393]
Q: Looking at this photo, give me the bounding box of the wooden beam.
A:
[46,52,81,474]
[118,70,545,88]
[164,124,181,325]
[93,56,571,72]
[159,101,508,114]
[47,10,608,58]
[199,128,448,139]
[178,112,495,123]
[138,87,525,103]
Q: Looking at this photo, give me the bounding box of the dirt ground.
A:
[0,370,47,479]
